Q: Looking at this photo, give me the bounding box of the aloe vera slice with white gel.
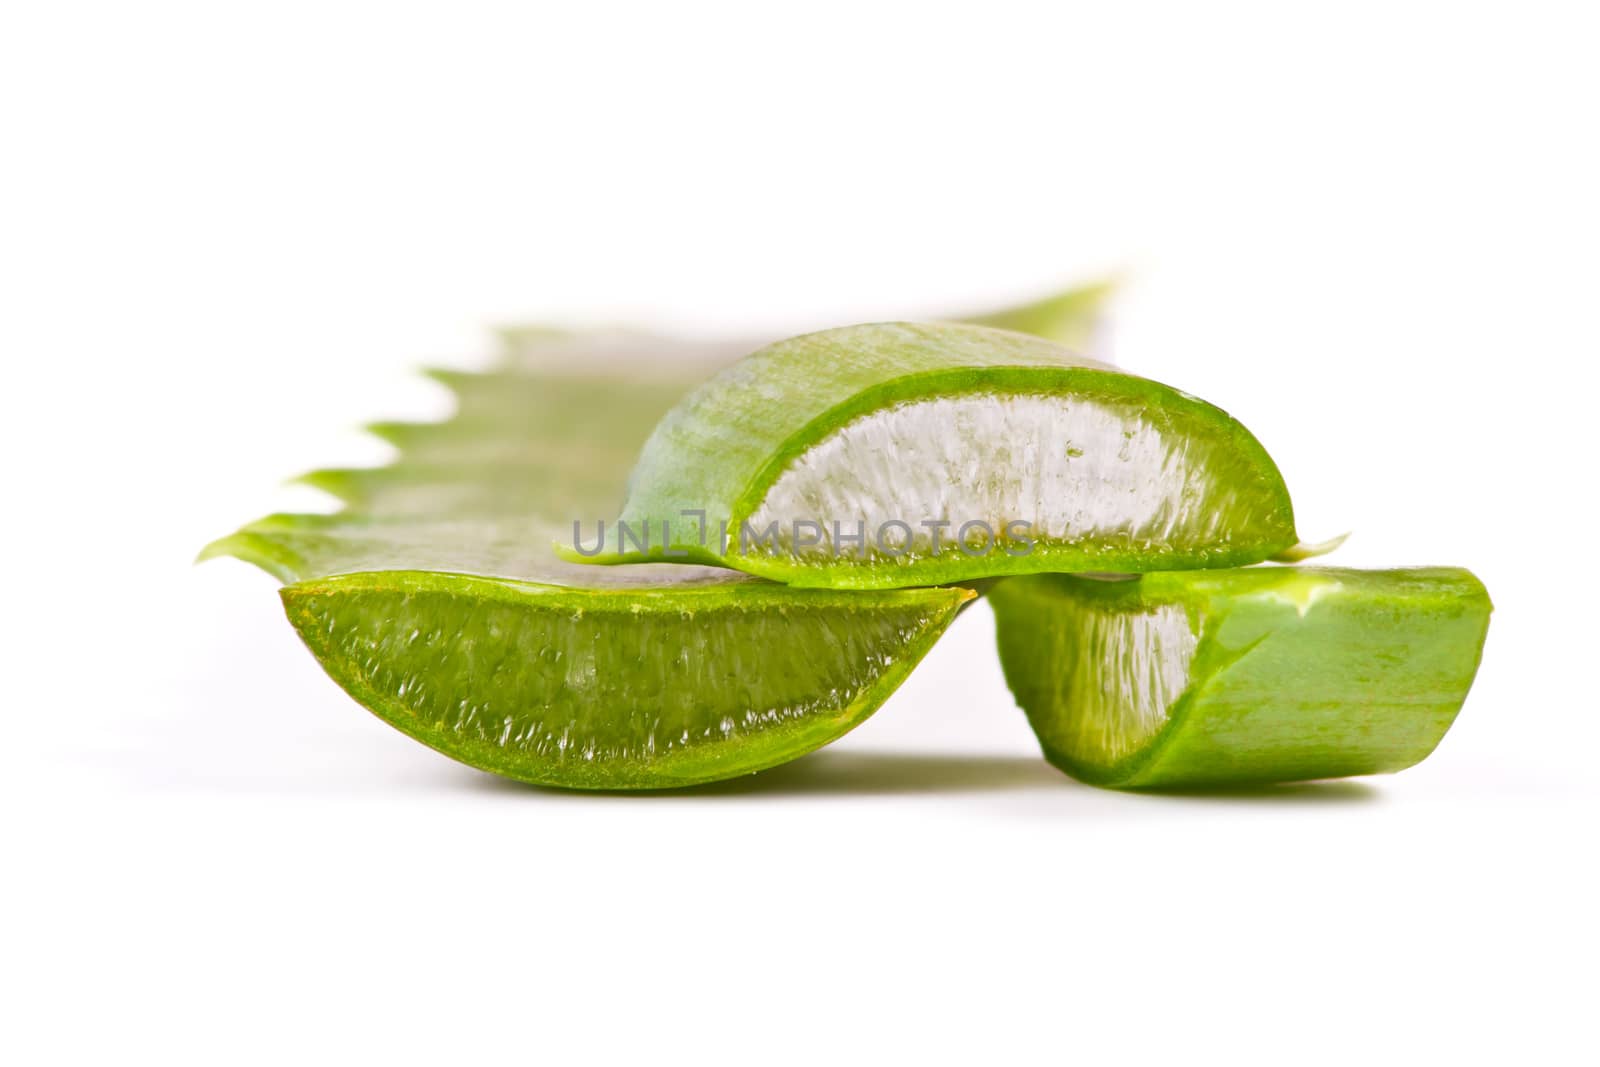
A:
[579,321,1298,589]
[989,567,1492,789]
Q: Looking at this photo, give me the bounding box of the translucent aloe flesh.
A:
[201,293,1105,788]
[286,572,966,789]
[586,322,1298,589]
[989,567,1492,788]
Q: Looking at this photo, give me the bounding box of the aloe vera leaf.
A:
[989,567,1492,789]
[204,284,1112,580]
[200,291,1105,787]
[584,321,1298,589]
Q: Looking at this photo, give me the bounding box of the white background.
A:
[4,3,1597,1063]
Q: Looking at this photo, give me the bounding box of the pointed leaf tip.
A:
[1270,532,1351,563]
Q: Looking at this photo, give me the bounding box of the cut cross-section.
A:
[990,567,1492,789]
[748,392,1280,568]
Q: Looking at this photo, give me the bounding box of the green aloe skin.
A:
[202,292,1101,789]
[580,321,1299,589]
[989,567,1492,789]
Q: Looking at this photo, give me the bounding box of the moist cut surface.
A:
[748,390,1281,564]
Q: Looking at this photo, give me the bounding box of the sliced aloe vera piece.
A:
[585,321,1297,589]
[203,291,1101,787]
[283,571,966,789]
[989,567,1492,789]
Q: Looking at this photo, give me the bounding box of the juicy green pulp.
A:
[990,567,1492,788]
[285,572,967,789]
[589,322,1298,589]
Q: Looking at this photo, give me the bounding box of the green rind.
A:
[596,321,1297,588]
[991,567,1492,789]
[281,571,971,789]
